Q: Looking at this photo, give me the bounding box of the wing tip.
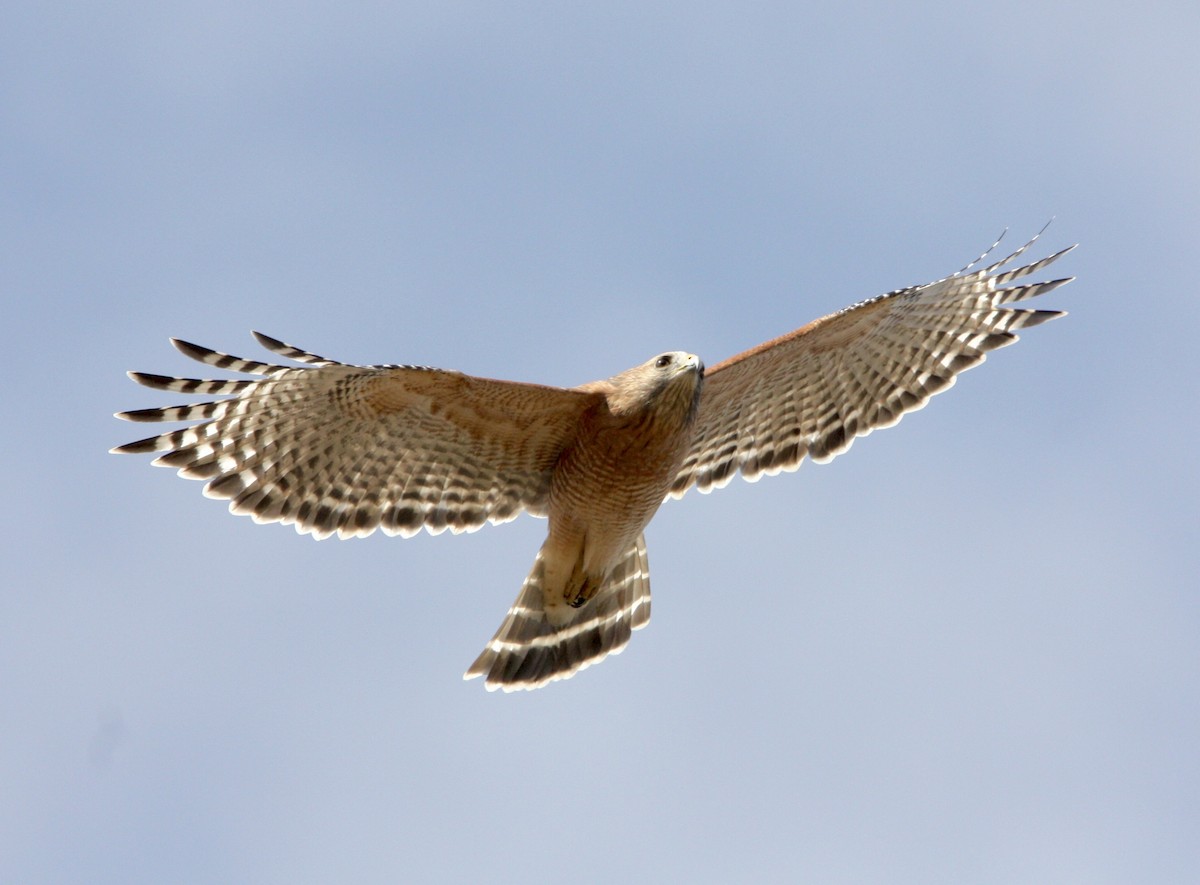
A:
[252,330,285,351]
[110,438,153,455]
[170,337,209,362]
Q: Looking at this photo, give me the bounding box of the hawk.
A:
[112,231,1074,691]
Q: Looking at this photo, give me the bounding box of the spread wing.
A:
[670,232,1076,498]
[113,332,598,539]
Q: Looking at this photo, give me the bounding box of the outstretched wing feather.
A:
[113,333,596,539]
[671,236,1075,498]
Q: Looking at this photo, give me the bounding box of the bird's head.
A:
[602,351,704,420]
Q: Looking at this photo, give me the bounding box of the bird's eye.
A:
[655,355,672,368]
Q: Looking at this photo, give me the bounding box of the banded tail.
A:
[465,535,652,691]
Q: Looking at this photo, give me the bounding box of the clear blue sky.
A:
[3,3,1197,882]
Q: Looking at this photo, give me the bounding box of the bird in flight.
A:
[112,230,1074,691]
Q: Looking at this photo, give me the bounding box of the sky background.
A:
[3,2,1198,883]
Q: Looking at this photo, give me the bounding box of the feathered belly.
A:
[547,424,686,576]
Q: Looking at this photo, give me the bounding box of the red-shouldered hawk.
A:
[112,231,1074,691]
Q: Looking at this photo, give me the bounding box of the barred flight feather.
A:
[112,333,595,541]
[668,233,1074,499]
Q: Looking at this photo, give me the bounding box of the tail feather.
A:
[464,535,651,691]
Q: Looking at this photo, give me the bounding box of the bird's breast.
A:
[547,405,692,570]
